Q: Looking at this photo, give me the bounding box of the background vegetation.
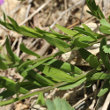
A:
[0,0,110,110]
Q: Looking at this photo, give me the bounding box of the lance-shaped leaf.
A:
[36,92,45,106]
[79,48,100,68]
[100,38,110,71]
[6,37,20,63]
[0,76,28,94]
[20,54,58,77]
[39,65,75,82]
[26,70,55,86]
[36,27,71,40]
[98,81,110,97]
[20,43,40,58]
[56,24,78,36]
[86,0,105,19]
[90,72,110,80]
[0,55,8,70]
[44,58,83,75]
[0,18,71,52]
[59,78,86,90]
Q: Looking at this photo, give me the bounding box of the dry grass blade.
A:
[50,0,84,28]
[20,0,52,25]
[102,92,110,110]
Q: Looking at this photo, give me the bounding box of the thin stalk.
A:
[0,82,66,106]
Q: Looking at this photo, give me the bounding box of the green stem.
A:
[0,74,86,106]
[0,82,66,106]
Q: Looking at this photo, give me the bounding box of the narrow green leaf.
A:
[98,87,108,97]
[49,28,71,40]
[3,12,6,21]
[0,76,28,94]
[8,16,20,32]
[20,81,42,89]
[79,48,100,68]
[26,70,55,86]
[36,27,71,52]
[6,37,15,63]
[44,34,70,52]
[90,72,110,80]
[36,92,45,106]
[0,19,14,30]
[82,24,98,38]
[17,60,34,72]
[0,17,71,52]
[0,90,15,99]
[6,37,19,63]
[56,24,78,36]
[45,59,83,75]
[0,55,8,70]
[21,55,55,77]
[20,25,42,38]
[74,37,90,48]
[38,64,86,83]
[59,78,86,90]
[0,82,66,106]
[41,65,76,82]
[100,19,110,28]
[98,81,109,97]
[74,26,96,40]
[20,43,40,58]
[100,38,110,71]
[86,0,105,19]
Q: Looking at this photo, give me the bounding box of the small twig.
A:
[20,0,52,25]
[102,92,110,110]
[10,2,24,16]
[50,0,84,28]
[0,82,67,106]
[37,40,50,56]
[64,0,67,10]
[62,90,73,99]
[95,81,106,110]
[16,37,22,57]
[25,0,33,19]
[84,17,95,24]
[73,93,93,108]
[89,81,100,109]
[89,99,96,110]
[80,0,86,22]
[84,85,87,98]
[46,88,58,99]
[11,38,18,50]
[66,19,80,29]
